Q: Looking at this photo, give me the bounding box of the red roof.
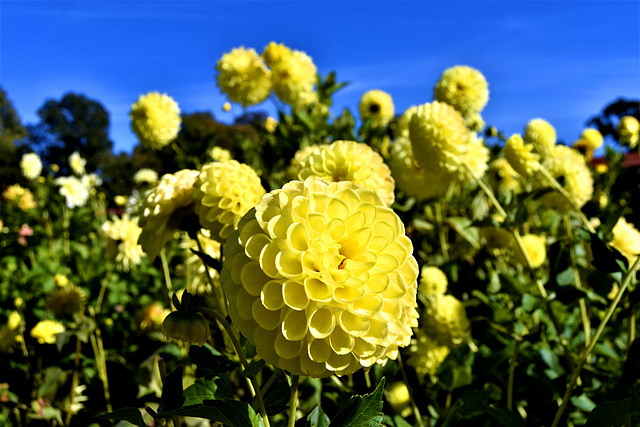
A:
[591,151,639,168]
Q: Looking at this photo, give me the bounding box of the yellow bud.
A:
[54,274,69,287]
[114,195,127,206]
[105,318,114,326]
[14,297,24,308]
[37,176,46,184]
[387,381,412,418]
[51,164,60,172]
[162,312,210,346]
[222,102,231,112]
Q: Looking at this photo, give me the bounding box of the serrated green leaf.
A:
[241,359,266,378]
[306,404,330,427]
[183,376,233,406]
[94,407,146,427]
[329,377,385,427]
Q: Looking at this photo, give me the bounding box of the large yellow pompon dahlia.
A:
[359,90,395,127]
[102,215,144,272]
[294,140,395,207]
[610,217,640,265]
[524,118,556,158]
[434,65,489,119]
[130,92,181,150]
[221,178,419,377]
[216,47,272,107]
[193,160,266,242]
[138,169,200,261]
[618,116,639,149]
[267,46,317,110]
[388,136,453,201]
[394,105,419,138]
[504,134,540,177]
[535,145,593,213]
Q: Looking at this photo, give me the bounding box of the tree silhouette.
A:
[0,87,28,184]
[585,97,640,142]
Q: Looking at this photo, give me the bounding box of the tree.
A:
[0,87,28,184]
[585,97,640,142]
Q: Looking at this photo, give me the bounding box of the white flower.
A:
[69,152,86,175]
[20,153,42,180]
[55,176,90,208]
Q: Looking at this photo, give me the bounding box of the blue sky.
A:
[1,1,638,154]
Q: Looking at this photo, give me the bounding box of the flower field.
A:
[1,42,640,427]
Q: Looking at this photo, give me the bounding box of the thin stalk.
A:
[160,248,173,293]
[398,354,426,427]
[629,305,637,350]
[551,256,640,427]
[435,202,449,262]
[260,370,282,396]
[472,171,507,219]
[62,204,70,256]
[288,375,299,427]
[507,337,523,411]
[95,264,114,314]
[195,233,226,315]
[65,308,85,426]
[564,215,591,347]
[90,330,112,413]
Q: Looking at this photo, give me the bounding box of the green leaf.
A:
[183,376,233,406]
[329,377,385,427]
[241,359,266,378]
[381,414,413,427]
[188,344,239,375]
[306,404,330,427]
[440,360,473,391]
[587,397,631,427]
[158,364,185,411]
[262,372,291,415]
[94,407,146,427]
[446,217,480,249]
[154,399,264,427]
[590,233,627,273]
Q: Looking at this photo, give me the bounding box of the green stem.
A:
[95,264,114,314]
[435,202,449,262]
[288,375,299,427]
[507,336,522,411]
[160,248,173,294]
[398,354,426,427]
[564,214,591,348]
[551,256,640,427]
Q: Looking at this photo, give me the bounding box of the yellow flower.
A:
[130,92,181,150]
[30,320,65,344]
[465,111,485,132]
[268,46,317,110]
[216,47,272,107]
[210,146,232,162]
[395,105,419,139]
[388,136,452,200]
[193,160,266,242]
[7,312,21,330]
[504,134,540,177]
[133,168,159,185]
[524,118,556,157]
[418,266,448,296]
[406,329,451,378]
[55,176,90,208]
[114,195,127,206]
[488,158,521,194]
[20,153,42,180]
[222,102,231,112]
[294,140,396,207]
[102,215,144,271]
[610,217,640,265]
[3,185,37,211]
[434,65,489,118]
[595,163,608,174]
[221,178,419,377]
[137,302,171,330]
[572,139,595,161]
[262,41,293,68]
[54,274,69,287]
[535,145,593,213]
[14,297,24,308]
[46,286,86,317]
[580,128,603,149]
[138,169,200,261]
[513,234,547,269]
[287,145,319,179]
[618,116,639,148]
[359,90,395,127]
[386,382,412,418]
[264,116,278,133]
[422,294,469,348]
[69,152,86,175]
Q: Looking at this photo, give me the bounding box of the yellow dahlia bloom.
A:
[287,145,319,179]
[210,146,232,162]
[422,294,469,348]
[488,158,521,194]
[69,152,86,175]
[221,178,419,377]
[102,215,144,272]
[133,168,159,185]
[193,160,266,242]
[618,116,639,148]
[269,47,317,110]
[30,320,65,344]
[139,169,200,261]
[295,140,395,206]
[3,184,37,211]
[610,217,640,265]
[513,234,546,269]
[7,312,21,330]
[572,139,595,161]
[434,65,489,118]
[20,153,42,180]
[465,111,485,132]
[130,92,181,150]
[264,116,278,133]
[388,136,452,200]
[581,128,603,149]
[55,176,90,208]
[386,382,412,418]
[395,105,419,138]
[535,145,593,213]
[216,47,272,107]
[419,266,448,296]
[359,90,395,127]
[406,329,451,378]
[524,119,556,157]
[504,134,540,177]
[262,41,293,68]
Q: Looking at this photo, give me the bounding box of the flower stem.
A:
[398,353,425,427]
[564,214,591,348]
[160,248,173,293]
[288,375,299,427]
[507,336,522,411]
[551,256,640,427]
[95,264,114,314]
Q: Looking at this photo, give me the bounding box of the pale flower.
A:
[422,294,469,348]
[618,116,639,148]
[610,217,640,265]
[504,134,540,177]
[30,320,65,344]
[580,128,603,149]
[20,153,42,180]
[216,47,272,107]
[267,44,317,110]
[513,234,547,268]
[55,176,90,208]
[359,90,395,127]
[130,92,181,150]
[102,215,145,272]
[406,329,451,378]
[418,266,448,296]
[210,146,232,162]
[133,168,159,185]
[221,178,419,377]
[69,152,86,175]
[434,65,489,118]
[524,118,556,158]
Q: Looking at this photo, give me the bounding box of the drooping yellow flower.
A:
[488,158,521,194]
[294,140,396,206]
[138,169,200,261]
[3,184,37,211]
[216,47,272,107]
[434,65,489,119]
[406,329,451,378]
[130,92,181,150]
[504,134,540,177]
[193,160,266,242]
[535,145,593,213]
[418,266,448,296]
[388,136,452,200]
[133,168,159,185]
[618,116,639,148]
[102,215,145,272]
[55,176,90,208]
[524,118,556,158]
[422,294,469,348]
[513,234,547,269]
[580,128,603,149]
[359,90,395,127]
[268,46,317,110]
[610,217,640,265]
[572,139,595,161]
[386,382,412,418]
[30,320,65,344]
[221,178,419,377]
[20,153,42,180]
[69,152,86,175]
[209,146,232,162]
